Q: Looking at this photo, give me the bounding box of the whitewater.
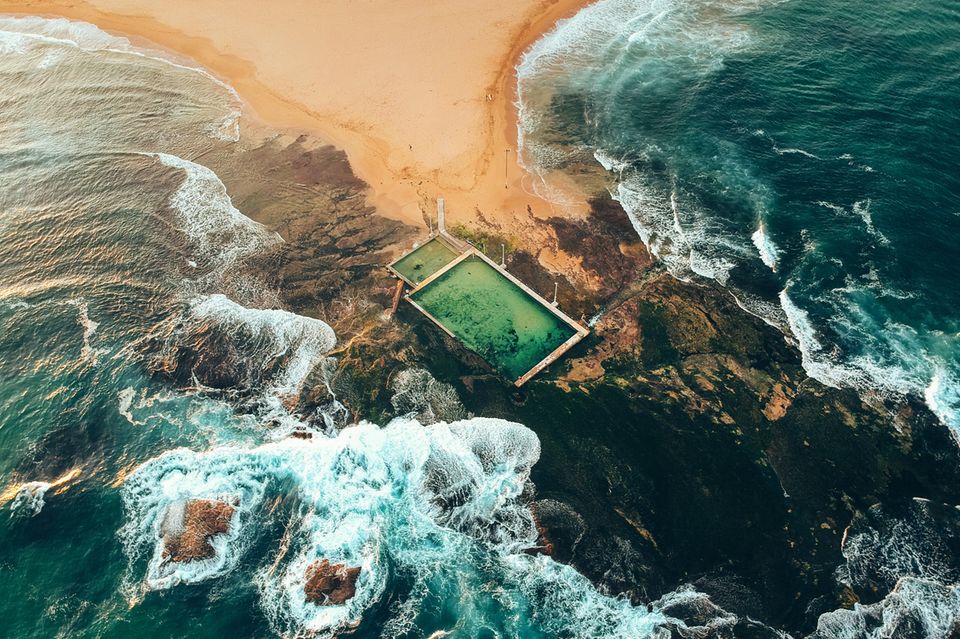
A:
[2,9,959,639]
[515,0,960,441]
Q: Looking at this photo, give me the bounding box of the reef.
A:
[161,499,235,563]
[303,559,361,606]
[143,130,960,636]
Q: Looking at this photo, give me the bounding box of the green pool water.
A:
[409,255,578,381]
[391,237,459,285]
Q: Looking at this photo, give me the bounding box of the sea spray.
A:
[120,418,676,637]
[516,0,960,440]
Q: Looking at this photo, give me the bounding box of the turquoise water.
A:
[0,15,675,639]
[390,236,460,285]
[409,255,578,382]
[518,0,960,438]
[4,6,959,637]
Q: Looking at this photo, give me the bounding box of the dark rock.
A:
[161,499,235,563]
[303,559,361,605]
[524,507,555,556]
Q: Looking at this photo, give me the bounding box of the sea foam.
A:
[190,294,337,399]
[121,418,676,637]
[0,16,241,142]
[152,154,281,302]
[751,221,779,272]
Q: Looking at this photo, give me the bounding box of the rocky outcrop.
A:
[161,499,235,562]
[524,508,556,557]
[303,559,361,605]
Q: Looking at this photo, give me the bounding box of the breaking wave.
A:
[515,0,960,442]
[813,499,960,638]
[120,418,675,637]
[752,221,779,272]
[153,153,281,298]
[0,16,241,142]
[190,294,336,401]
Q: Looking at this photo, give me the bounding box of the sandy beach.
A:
[0,0,593,231]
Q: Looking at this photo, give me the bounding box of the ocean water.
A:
[4,8,959,639]
[517,0,960,439]
[0,16,683,639]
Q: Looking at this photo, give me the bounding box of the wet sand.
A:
[0,0,594,232]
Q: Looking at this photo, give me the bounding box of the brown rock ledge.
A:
[304,559,361,605]
[162,499,236,563]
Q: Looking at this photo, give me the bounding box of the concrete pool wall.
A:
[387,234,464,286]
[400,243,589,386]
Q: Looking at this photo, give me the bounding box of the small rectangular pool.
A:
[388,236,459,285]
[408,253,581,383]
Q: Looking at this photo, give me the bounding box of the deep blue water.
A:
[3,4,960,638]
[518,0,960,437]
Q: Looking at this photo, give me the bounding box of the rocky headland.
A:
[149,128,960,636]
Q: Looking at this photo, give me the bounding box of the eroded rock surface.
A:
[303,559,361,605]
[161,499,235,563]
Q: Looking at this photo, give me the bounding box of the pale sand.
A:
[0,0,594,232]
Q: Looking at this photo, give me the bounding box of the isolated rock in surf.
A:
[304,559,361,605]
[161,499,236,562]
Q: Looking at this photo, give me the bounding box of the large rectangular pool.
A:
[409,254,579,382]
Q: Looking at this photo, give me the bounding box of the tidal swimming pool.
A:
[408,254,579,382]
[389,236,460,285]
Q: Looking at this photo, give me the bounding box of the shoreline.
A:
[0,0,595,231]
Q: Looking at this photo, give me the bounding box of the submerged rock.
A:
[303,559,361,605]
[161,499,235,562]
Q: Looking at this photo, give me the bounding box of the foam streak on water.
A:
[121,418,673,637]
[516,0,960,440]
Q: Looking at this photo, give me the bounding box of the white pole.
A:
[552,282,558,306]
[437,198,446,234]
[500,243,505,267]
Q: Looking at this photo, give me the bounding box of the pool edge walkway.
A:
[401,242,589,387]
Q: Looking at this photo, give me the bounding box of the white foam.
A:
[190,294,337,404]
[155,153,273,255]
[816,199,889,245]
[778,287,916,394]
[7,468,82,516]
[772,145,820,159]
[815,499,960,637]
[925,367,960,445]
[852,199,889,245]
[751,220,779,272]
[121,445,270,591]
[151,154,279,296]
[10,481,52,516]
[390,368,466,424]
[0,16,241,141]
[67,298,105,364]
[815,578,960,639]
[1,299,30,311]
[121,417,678,636]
